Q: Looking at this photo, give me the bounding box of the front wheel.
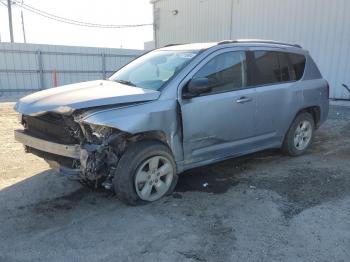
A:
[113,140,178,205]
[282,112,315,156]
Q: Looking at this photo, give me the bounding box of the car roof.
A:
[159,39,307,53]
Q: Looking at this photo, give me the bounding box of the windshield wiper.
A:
[115,79,136,87]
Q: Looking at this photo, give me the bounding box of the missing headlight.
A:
[87,124,113,141]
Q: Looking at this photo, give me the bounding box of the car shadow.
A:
[175,149,283,194]
[0,169,115,216]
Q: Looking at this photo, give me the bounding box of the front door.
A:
[179,50,257,164]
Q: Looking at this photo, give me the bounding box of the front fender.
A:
[81,100,183,162]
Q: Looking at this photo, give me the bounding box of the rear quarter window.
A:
[278,52,295,81]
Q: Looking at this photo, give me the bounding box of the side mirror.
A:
[183,78,211,99]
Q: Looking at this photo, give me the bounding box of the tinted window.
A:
[252,51,280,85]
[193,51,247,94]
[251,51,306,86]
[278,52,294,81]
[288,53,306,80]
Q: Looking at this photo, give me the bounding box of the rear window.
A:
[288,53,306,80]
[250,51,306,86]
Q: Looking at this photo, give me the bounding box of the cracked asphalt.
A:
[0,102,349,262]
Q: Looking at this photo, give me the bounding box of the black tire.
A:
[282,112,315,156]
[113,140,178,205]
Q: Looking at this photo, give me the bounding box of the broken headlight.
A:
[90,124,112,138]
[84,124,114,144]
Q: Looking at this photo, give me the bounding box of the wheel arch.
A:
[296,106,321,128]
[129,130,171,148]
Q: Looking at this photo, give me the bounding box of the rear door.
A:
[179,49,257,164]
[249,50,304,147]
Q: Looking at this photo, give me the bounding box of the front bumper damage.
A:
[14,118,128,189]
[14,130,81,159]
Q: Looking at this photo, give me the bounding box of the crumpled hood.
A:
[14,80,160,116]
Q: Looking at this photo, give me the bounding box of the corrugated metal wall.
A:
[0,42,143,93]
[154,0,350,99]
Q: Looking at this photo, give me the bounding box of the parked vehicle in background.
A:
[14,40,329,205]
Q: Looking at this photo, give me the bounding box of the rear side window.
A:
[288,53,306,80]
[250,51,306,86]
[251,51,280,85]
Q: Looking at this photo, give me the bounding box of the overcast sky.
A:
[0,0,153,49]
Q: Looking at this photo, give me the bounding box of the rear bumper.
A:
[14,129,80,159]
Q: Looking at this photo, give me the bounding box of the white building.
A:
[150,0,350,99]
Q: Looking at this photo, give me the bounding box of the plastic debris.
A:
[203,182,209,187]
[249,185,256,189]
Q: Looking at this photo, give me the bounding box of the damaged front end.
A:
[17,111,131,189]
[77,122,128,189]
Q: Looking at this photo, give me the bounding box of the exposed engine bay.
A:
[20,111,136,189]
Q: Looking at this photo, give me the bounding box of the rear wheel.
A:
[282,112,315,156]
[113,140,178,205]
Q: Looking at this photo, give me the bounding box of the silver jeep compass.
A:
[14,40,329,205]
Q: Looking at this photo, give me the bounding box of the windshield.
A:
[109,50,199,90]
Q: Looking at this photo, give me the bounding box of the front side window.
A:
[192,51,247,94]
[110,50,199,90]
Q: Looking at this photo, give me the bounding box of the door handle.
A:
[236,97,252,104]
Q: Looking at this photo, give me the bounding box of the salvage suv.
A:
[14,40,329,205]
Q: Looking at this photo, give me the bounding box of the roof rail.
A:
[163,43,184,47]
[218,39,302,48]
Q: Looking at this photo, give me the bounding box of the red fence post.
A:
[53,69,58,87]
